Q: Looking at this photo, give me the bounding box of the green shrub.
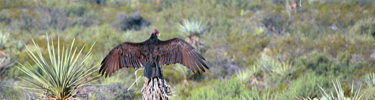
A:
[350,17,375,38]
[257,53,295,77]
[114,12,150,31]
[236,65,258,82]
[363,73,375,87]
[187,78,251,100]
[0,79,38,99]
[317,80,364,100]
[278,72,327,99]
[241,90,277,100]
[296,52,342,77]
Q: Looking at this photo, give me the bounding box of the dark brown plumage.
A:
[99,29,208,78]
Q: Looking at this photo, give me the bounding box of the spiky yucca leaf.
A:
[257,54,295,76]
[236,65,258,82]
[18,38,98,99]
[364,73,375,87]
[318,80,363,100]
[178,19,206,36]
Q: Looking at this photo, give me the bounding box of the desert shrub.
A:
[0,79,38,99]
[262,14,288,35]
[296,52,343,77]
[278,72,328,99]
[295,50,370,81]
[317,80,364,100]
[236,65,258,83]
[248,51,296,90]
[350,17,375,38]
[257,53,295,77]
[241,89,278,100]
[0,13,10,25]
[363,73,375,87]
[361,73,375,99]
[114,12,150,31]
[63,3,89,17]
[224,34,270,66]
[74,83,137,100]
[162,64,197,84]
[187,78,251,100]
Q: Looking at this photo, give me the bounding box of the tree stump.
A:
[142,78,171,100]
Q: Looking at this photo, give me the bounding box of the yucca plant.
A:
[242,90,277,100]
[179,19,207,52]
[350,17,375,38]
[318,80,363,100]
[236,65,258,82]
[363,73,375,87]
[257,54,295,76]
[178,19,207,36]
[17,38,98,99]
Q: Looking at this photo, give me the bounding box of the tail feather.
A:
[144,62,163,79]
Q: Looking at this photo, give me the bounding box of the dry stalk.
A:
[142,77,171,100]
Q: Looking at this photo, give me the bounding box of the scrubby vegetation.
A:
[1,0,375,99]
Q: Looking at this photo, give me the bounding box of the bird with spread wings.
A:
[100,29,208,79]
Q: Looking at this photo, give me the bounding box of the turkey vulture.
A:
[100,29,208,79]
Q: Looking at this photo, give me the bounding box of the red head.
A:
[152,29,159,35]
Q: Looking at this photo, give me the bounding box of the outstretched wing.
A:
[157,38,208,73]
[100,42,148,77]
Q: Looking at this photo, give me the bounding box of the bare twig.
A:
[127,68,144,91]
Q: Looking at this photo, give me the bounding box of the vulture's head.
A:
[152,29,160,36]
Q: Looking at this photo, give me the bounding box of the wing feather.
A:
[157,38,208,73]
[100,42,147,77]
